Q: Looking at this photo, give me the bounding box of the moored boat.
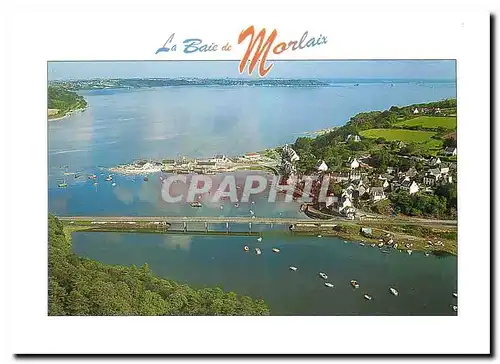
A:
[244,246,249,252]
[272,248,280,253]
[255,248,261,255]
[289,266,297,271]
[451,305,457,312]
[143,176,149,181]
[407,250,412,255]
[453,292,458,298]
[364,294,373,301]
[319,272,328,280]
[190,201,202,208]
[317,234,322,238]
[257,236,263,242]
[58,182,68,188]
[389,287,399,296]
[111,182,116,187]
[324,282,334,288]
[351,280,359,288]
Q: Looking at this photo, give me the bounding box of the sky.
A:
[48,60,456,81]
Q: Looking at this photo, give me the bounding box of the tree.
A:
[48,215,270,316]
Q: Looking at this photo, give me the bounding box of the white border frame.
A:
[3,3,490,355]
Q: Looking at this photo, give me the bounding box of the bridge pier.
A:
[183,222,187,233]
[270,223,273,229]
[226,222,229,234]
[249,222,252,233]
[205,222,208,233]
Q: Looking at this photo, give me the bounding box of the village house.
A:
[330,171,350,183]
[423,168,442,186]
[345,134,361,143]
[196,160,217,171]
[347,157,360,169]
[390,175,410,191]
[440,164,450,175]
[315,160,328,172]
[444,147,457,156]
[243,152,261,161]
[349,169,361,181]
[429,157,441,166]
[400,180,420,195]
[209,154,230,164]
[413,108,419,114]
[370,187,386,202]
[404,167,418,179]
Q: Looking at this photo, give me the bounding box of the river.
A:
[49,79,457,315]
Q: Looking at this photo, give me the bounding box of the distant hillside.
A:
[48,85,87,119]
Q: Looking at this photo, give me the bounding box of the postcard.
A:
[4,4,491,356]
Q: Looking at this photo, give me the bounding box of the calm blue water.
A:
[72,231,458,315]
[48,81,456,216]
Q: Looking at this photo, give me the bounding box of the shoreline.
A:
[48,107,86,121]
[62,219,456,256]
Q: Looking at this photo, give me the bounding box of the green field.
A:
[359,128,442,154]
[360,128,437,143]
[395,116,457,130]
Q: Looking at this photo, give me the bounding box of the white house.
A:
[401,180,420,195]
[315,160,328,172]
[429,157,441,166]
[210,154,230,163]
[370,187,386,202]
[413,108,419,114]
[244,153,261,161]
[349,158,360,169]
[444,147,457,156]
[346,134,361,143]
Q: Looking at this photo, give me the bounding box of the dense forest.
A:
[48,215,270,316]
[47,85,87,119]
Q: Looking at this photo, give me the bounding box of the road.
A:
[57,215,457,227]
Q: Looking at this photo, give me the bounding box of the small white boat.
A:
[453,292,458,298]
[257,236,263,242]
[394,243,398,249]
[234,203,239,208]
[111,182,116,187]
[317,234,322,238]
[289,266,297,271]
[407,250,412,255]
[378,242,384,247]
[364,294,373,301]
[359,243,365,246]
[351,280,359,288]
[249,210,254,215]
[255,248,261,255]
[220,205,224,210]
[425,252,430,257]
[452,305,457,312]
[389,287,399,296]
[319,272,328,280]
[324,282,334,288]
[244,246,249,252]
[344,240,347,243]
[371,244,376,248]
[272,248,280,253]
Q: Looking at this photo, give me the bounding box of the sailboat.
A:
[58,178,68,188]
